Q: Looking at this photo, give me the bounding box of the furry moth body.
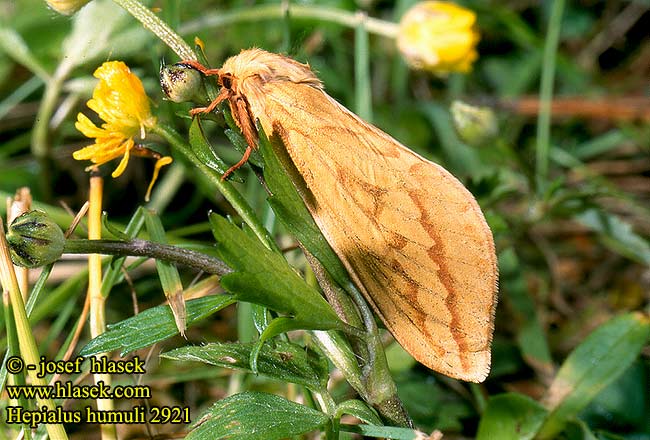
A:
[181,49,498,382]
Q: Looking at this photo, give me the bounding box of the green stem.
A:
[355,12,373,122]
[111,0,195,60]
[313,390,338,439]
[63,239,232,275]
[535,0,565,195]
[152,123,279,252]
[31,64,71,201]
[180,4,399,39]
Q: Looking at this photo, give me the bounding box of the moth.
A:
[172,49,498,382]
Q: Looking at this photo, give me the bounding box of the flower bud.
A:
[160,62,207,104]
[397,1,480,74]
[45,0,90,15]
[451,100,497,146]
[6,211,65,268]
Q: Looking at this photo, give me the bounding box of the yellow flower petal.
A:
[111,138,134,178]
[74,113,104,139]
[397,1,480,74]
[73,60,167,198]
[145,156,174,202]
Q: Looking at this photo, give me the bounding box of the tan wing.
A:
[251,81,497,382]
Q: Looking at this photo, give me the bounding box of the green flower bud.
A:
[6,211,65,268]
[159,62,207,104]
[450,100,498,147]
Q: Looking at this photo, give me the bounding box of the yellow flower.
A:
[45,0,90,15]
[397,1,480,74]
[74,61,171,201]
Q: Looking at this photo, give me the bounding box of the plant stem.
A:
[180,4,399,39]
[64,239,232,275]
[355,12,373,122]
[87,174,117,440]
[31,64,70,201]
[111,0,195,60]
[536,0,565,195]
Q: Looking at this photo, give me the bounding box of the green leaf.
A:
[575,208,650,265]
[162,340,329,391]
[187,391,329,440]
[562,419,599,440]
[537,312,650,439]
[339,424,425,439]
[80,295,235,356]
[335,400,382,426]
[257,125,350,287]
[580,360,648,430]
[571,130,629,160]
[144,209,186,334]
[0,26,49,80]
[210,213,344,332]
[477,393,548,440]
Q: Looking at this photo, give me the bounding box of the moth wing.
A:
[255,83,497,382]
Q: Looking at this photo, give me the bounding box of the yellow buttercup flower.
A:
[74,61,171,200]
[45,0,90,15]
[397,1,480,74]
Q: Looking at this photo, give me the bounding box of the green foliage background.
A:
[1,0,650,438]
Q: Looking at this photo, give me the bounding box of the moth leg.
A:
[222,145,253,181]
[179,60,221,77]
[221,96,258,181]
[190,86,230,116]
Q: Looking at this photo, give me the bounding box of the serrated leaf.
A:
[162,340,328,391]
[476,393,547,440]
[575,208,650,265]
[537,312,650,439]
[187,391,329,440]
[210,213,344,331]
[80,295,235,356]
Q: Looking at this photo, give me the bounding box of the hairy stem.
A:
[64,239,232,276]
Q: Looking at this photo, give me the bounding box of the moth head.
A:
[219,73,235,91]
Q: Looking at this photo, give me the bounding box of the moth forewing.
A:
[216,49,498,382]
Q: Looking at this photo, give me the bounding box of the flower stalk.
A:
[86,173,117,440]
[110,0,195,60]
[179,4,399,39]
[63,239,232,275]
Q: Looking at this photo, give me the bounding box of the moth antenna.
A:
[179,59,222,77]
